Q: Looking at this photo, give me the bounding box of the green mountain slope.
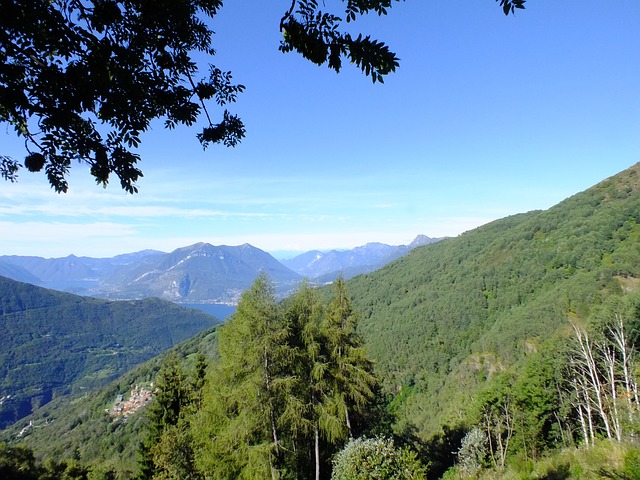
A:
[0,327,217,478]
[0,277,220,429]
[347,163,640,437]
[0,327,219,475]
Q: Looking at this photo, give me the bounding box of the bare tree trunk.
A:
[573,377,590,447]
[498,400,513,467]
[601,343,622,442]
[264,351,280,455]
[553,411,568,447]
[270,457,278,480]
[505,400,513,455]
[484,401,512,468]
[485,414,498,469]
[611,315,638,419]
[573,324,612,439]
[315,424,320,480]
[345,405,352,439]
[577,370,595,444]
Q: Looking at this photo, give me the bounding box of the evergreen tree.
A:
[194,273,292,479]
[193,275,381,479]
[281,281,325,477]
[151,423,202,480]
[138,354,191,480]
[286,278,379,479]
[190,353,208,411]
[287,280,345,479]
[324,277,377,440]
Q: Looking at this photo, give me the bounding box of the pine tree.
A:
[323,277,377,440]
[286,278,379,479]
[286,280,348,479]
[139,354,206,479]
[193,276,380,479]
[190,353,208,411]
[194,273,292,479]
[280,280,324,477]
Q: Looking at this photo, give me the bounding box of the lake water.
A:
[182,303,236,321]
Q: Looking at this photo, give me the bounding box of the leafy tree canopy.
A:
[1,0,522,193]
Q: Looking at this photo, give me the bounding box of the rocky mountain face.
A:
[100,243,302,304]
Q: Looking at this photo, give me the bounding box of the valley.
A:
[2,164,640,479]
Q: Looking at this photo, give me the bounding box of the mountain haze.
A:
[0,260,40,284]
[0,244,300,304]
[100,242,302,303]
[282,235,442,280]
[0,239,438,304]
[0,250,164,294]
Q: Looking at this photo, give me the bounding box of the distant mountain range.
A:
[281,235,442,280]
[0,235,441,305]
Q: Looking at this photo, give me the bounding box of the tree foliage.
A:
[138,352,207,480]
[0,0,400,192]
[193,273,291,478]
[330,436,427,480]
[0,276,217,430]
[343,164,640,439]
[0,442,92,480]
[191,275,383,479]
[1,0,525,192]
[457,427,488,477]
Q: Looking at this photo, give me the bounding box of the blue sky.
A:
[1,0,639,259]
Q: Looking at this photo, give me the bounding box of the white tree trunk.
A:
[573,324,612,439]
[315,424,320,480]
[611,315,638,418]
[601,343,622,442]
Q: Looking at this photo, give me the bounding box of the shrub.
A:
[331,436,427,479]
[457,427,488,477]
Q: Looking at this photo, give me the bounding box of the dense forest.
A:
[0,278,219,429]
[3,164,640,479]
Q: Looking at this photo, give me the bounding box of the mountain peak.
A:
[408,234,438,249]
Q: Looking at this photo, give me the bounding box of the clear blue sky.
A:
[1,0,638,259]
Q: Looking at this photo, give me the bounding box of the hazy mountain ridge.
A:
[0,259,41,284]
[0,238,435,303]
[281,235,443,279]
[98,243,303,303]
[0,250,164,294]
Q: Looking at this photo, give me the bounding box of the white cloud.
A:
[0,222,141,257]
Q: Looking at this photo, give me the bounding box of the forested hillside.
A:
[347,163,640,440]
[0,327,219,476]
[0,277,219,428]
